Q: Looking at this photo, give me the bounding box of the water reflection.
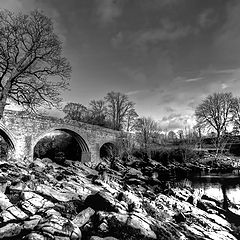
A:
[185,171,240,205]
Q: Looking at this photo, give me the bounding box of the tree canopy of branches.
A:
[63,102,87,121]
[88,99,107,126]
[105,91,136,130]
[195,92,235,150]
[0,10,71,118]
[231,97,240,128]
[134,117,161,156]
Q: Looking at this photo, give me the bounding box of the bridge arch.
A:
[99,141,118,159]
[33,125,91,163]
[0,122,16,159]
[0,122,16,150]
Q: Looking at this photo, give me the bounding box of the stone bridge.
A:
[0,110,120,164]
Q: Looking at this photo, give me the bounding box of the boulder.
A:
[36,214,82,240]
[25,232,45,240]
[21,191,54,215]
[36,184,79,202]
[0,192,12,210]
[0,223,22,239]
[85,191,119,212]
[90,237,119,240]
[105,212,157,239]
[72,207,95,227]
[173,212,186,223]
[1,205,28,222]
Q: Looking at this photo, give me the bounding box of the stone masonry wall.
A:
[0,110,120,164]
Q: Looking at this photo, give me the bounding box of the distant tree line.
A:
[63,91,138,131]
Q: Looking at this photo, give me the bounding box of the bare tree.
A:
[89,99,108,126]
[134,117,161,156]
[231,97,240,128]
[125,108,138,132]
[63,102,88,121]
[105,91,136,130]
[0,10,71,118]
[195,92,235,152]
[89,99,106,117]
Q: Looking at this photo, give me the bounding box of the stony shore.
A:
[0,156,238,240]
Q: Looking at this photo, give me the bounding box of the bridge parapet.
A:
[0,110,120,164]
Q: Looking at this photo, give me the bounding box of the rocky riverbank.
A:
[0,156,238,240]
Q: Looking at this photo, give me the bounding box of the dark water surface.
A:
[184,170,240,205]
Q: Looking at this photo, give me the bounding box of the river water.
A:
[183,170,240,206]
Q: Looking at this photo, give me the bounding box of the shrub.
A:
[150,146,198,164]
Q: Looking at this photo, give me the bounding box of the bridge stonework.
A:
[0,110,120,164]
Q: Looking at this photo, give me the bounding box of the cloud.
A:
[126,90,147,96]
[214,1,240,65]
[121,67,147,84]
[133,26,191,46]
[160,113,195,131]
[221,83,229,89]
[198,9,217,28]
[111,32,123,47]
[185,77,203,82]
[165,106,175,113]
[0,0,23,11]
[95,0,123,26]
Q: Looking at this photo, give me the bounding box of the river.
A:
[183,170,240,206]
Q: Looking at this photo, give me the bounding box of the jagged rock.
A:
[98,220,109,233]
[24,215,42,230]
[174,212,186,223]
[25,232,45,240]
[36,214,82,240]
[72,207,95,227]
[197,199,217,212]
[0,192,12,209]
[90,237,119,240]
[9,180,26,193]
[0,177,8,193]
[103,212,157,239]
[1,205,28,222]
[85,191,119,212]
[21,191,54,215]
[36,184,80,202]
[0,223,22,239]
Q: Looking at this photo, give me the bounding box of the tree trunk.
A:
[216,131,221,155]
[0,80,12,119]
[0,102,6,119]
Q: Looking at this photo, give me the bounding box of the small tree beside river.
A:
[195,92,235,153]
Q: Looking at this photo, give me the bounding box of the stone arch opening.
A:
[100,142,118,159]
[33,128,90,163]
[0,125,15,160]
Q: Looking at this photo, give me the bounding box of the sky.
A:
[2,0,240,131]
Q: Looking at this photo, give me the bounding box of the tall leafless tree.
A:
[89,99,106,117]
[135,116,161,156]
[63,102,88,121]
[0,10,71,118]
[105,91,136,130]
[195,92,235,151]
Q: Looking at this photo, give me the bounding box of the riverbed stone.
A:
[72,207,95,227]
[1,205,28,222]
[0,223,22,239]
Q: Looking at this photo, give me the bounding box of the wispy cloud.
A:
[160,113,195,131]
[214,1,240,64]
[198,9,217,28]
[133,26,191,46]
[0,0,23,11]
[126,90,147,96]
[185,77,203,82]
[95,0,123,26]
